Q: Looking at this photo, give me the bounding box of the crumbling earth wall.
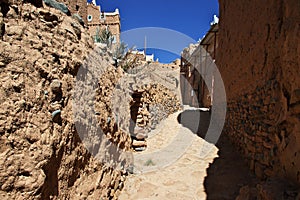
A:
[112,64,181,139]
[0,1,131,199]
[132,84,181,133]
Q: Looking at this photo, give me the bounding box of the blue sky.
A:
[88,0,219,63]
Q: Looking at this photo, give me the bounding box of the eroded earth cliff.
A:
[0,1,132,199]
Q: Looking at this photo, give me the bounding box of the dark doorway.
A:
[129,91,143,135]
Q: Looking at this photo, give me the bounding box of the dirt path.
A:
[119,111,219,200]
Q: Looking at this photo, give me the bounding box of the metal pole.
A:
[214,32,217,59]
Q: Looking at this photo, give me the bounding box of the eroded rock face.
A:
[0,2,131,199]
[217,0,300,184]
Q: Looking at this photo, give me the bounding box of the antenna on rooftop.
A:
[144,36,147,55]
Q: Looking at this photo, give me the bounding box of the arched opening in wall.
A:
[129,92,140,135]
[129,90,150,152]
[129,90,152,137]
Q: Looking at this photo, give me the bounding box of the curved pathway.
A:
[119,110,219,199]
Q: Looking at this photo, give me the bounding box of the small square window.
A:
[100,12,106,20]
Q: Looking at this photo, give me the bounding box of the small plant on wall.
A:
[112,42,127,67]
[94,26,114,47]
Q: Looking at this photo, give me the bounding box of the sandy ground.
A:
[119,111,219,200]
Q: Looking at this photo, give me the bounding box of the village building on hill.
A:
[86,1,121,44]
[56,0,156,61]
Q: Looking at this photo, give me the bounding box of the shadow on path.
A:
[178,109,258,199]
[204,134,258,200]
[177,109,210,138]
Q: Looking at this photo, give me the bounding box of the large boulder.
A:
[43,0,70,15]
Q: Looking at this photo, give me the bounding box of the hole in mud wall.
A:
[129,90,151,142]
[0,3,9,17]
[129,91,143,135]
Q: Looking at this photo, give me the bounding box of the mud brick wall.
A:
[225,80,284,179]
[58,0,87,23]
[217,0,300,184]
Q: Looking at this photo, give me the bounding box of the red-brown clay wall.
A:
[217,0,300,183]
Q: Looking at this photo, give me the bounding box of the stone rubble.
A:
[130,84,181,152]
